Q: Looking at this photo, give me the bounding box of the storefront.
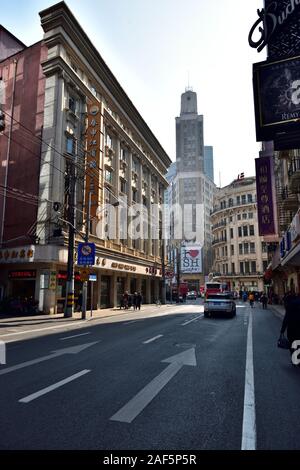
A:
[8,269,37,300]
[100,275,111,308]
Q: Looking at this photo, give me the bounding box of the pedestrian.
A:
[261,293,268,309]
[77,291,83,312]
[136,292,142,310]
[249,292,255,308]
[132,292,138,310]
[280,293,300,366]
[123,291,129,309]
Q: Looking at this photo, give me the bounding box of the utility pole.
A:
[176,245,181,303]
[64,158,76,318]
[82,192,91,320]
[161,236,166,305]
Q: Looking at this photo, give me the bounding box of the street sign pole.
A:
[91,281,93,318]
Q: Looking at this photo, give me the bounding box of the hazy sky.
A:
[2,0,266,186]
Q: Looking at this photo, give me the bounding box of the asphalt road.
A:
[0,300,299,450]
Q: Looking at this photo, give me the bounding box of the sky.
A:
[1,0,266,186]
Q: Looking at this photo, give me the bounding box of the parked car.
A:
[204,293,236,318]
[187,291,197,300]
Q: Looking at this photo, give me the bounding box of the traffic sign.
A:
[89,274,97,282]
[80,268,90,282]
[77,242,96,266]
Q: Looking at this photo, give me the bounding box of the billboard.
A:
[181,246,202,274]
[253,55,300,147]
[255,156,277,236]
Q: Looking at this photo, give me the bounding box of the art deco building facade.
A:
[211,176,268,292]
[0,2,171,312]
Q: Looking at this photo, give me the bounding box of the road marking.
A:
[241,309,256,450]
[110,348,197,423]
[60,332,91,341]
[123,320,140,325]
[143,335,163,344]
[19,370,91,403]
[181,314,203,326]
[0,342,98,376]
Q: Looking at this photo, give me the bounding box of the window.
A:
[238,227,242,237]
[250,242,255,253]
[225,246,228,256]
[244,243,249,254]
[262,242,267,253]
[237,214,241,221]
[245,261,250,274]
[237,196,241,205]
[68,96,77,114]
[120,178,127,194]
[105,169,113,184]
[132,189,138,202]
[242,213,247,220]
[240,262,244,274]
[230,228,234,238]
[263,260,268,271]
[243,226,248,237]
[239,243,243,255]
[249,225,255,236]
[120,147,127,162]
[248,212,253,219]
[251,261,256,273]
[66,135,76,155]
[106,133,113,149]
[231,245,234,255]
[229,216,233,222]
[142,196,147,207]
[228,198,233,207]
[248,194,253,203]
[231,263,235,274]
[241,195,246,204]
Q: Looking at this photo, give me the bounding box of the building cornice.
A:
[39,1,171,170]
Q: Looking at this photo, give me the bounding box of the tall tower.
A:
[169,88,215,283]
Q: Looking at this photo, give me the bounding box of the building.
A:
[211,176,268,293]
[263,143,300,298]
[167,88,215,291]
[0,2,171,312]
[204,146,214,182]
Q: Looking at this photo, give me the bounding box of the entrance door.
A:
[100,276,111,309]
[117,277,125,307]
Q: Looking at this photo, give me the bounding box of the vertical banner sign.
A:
[181,246,202,274]
[86,101,103,218]
[255,156,276,236]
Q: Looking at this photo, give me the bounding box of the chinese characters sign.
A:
[86,101,103,218]
[255,157,276,236]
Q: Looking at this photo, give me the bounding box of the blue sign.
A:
[89,274,97,282]
[77,243,96,266]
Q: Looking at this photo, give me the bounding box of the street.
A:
[0,301,299,450]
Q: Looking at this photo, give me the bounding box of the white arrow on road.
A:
[0,342,99,376]
[110,348,197,423]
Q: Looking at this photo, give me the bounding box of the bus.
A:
[205,281,228,298]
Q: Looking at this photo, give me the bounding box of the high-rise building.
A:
[167,89,215,292]
[204,146,214,182]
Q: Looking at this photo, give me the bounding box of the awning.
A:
[281,242,300,267]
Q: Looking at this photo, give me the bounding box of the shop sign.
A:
[86,101,102,218]
[255,157,276,236]
[89,274,97,282]
[9,270,36,279]
[290,210,300,241]
[0,247,35,263]
[49,271,57,290]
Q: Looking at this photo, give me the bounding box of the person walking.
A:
[132,292,138,310]
[249,292,255,308]
[136,292,142,311]
[261,293,268,309]
[280,293,300,365]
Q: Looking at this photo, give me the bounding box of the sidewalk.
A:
[0,303,175,326]
[269,303,285,319]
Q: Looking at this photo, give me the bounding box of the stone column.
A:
[97,273,101,309]
[127,149,133,248]
[114,136,120,243]
[146,278,151,304]
[138,159,143,251]
[111,272,118,308]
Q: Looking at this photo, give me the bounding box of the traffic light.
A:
[0,110,4,132]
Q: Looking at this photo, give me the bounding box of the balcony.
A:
[280,185,299,211]
[211,197,257,215]
[212,237,227,246]
[212,220,226,231]
[288,158,300,193]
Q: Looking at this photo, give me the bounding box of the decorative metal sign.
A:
[249,1,300,58]
[86,101,103,218]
